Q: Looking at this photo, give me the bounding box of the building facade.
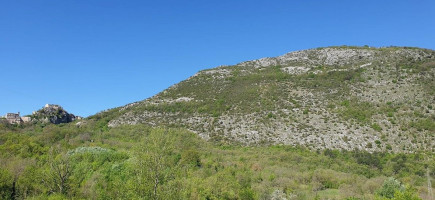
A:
[3,112,31,124]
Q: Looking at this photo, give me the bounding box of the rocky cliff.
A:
[32,104,78,124]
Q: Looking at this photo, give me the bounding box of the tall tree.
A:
[134,128,180,200]
[42,147,71,195]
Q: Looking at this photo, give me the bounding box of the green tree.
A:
[376,177,405,199]
[133,129,180,200]
[0,168,13,199]
[391,186,421,200]
[375,186,421,200]
[42,147,71,195]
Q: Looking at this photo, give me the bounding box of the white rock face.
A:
[359,62,372,68]
[281,66,310,74]
[239,47,376,68]
[203,68,231,75]
[316,48,374,65]
[175,97,193,102]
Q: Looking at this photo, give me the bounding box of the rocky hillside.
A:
[107,46,435,152]
[31,104,78,124]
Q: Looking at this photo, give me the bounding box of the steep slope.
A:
[108,46,435,152]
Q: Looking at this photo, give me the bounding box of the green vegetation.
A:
[376,177,405,198]
[105,46,435,151]
[338,99,376,124]
[375,178,421,200]
[1,46,435,199]
[410,118,435,132]
[0,121,432,199]
[372,123,382,132]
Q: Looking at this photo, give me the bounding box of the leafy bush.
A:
[0,168,13,199]
[376,177,404,198]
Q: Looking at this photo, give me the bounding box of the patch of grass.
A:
[410,118,435,132]
[371,123,382,132]
[338,99,376,124]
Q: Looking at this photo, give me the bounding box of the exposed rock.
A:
[31,104,78,124]
[106,46,435,152]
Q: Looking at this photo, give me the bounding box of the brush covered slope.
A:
[1,46,434,200]
[1,123,432,199]
[108,46,435,152]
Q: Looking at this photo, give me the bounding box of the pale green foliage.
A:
[376,177,405,198]
[43,147,71,195]
[375,186,421,200]
[0,119,433,199]
[133,128,181,199]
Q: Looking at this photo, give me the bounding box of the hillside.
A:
[107,46,435,152]
[1,46,434,200]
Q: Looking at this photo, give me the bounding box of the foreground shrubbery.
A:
[0,122,433,199]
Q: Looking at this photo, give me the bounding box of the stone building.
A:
[21,116,31,123]
[2,112,32,124]
[44,104,60,109]
[4,112,22,124]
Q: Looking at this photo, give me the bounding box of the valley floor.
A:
[0,121,433,200]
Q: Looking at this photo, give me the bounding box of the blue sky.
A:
[1,0,434,117]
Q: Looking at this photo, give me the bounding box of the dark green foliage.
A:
[386,144,392,150]
[372,123,382,132]
[410,118,435,132]
[323,149,339,159]
[353,151,383,170]
[180,149,201,167]
[296,68,364,90]
[0,168,13,199]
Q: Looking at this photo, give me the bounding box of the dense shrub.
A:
[0,124,432,199]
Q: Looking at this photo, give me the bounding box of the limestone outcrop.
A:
[31,104,78,124]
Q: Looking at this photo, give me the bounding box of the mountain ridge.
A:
[104,46,435,152]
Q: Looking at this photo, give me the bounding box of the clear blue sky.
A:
[1,0,434,117]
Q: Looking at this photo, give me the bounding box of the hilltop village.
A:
[1,112,31,124]
[1,104,80,125]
